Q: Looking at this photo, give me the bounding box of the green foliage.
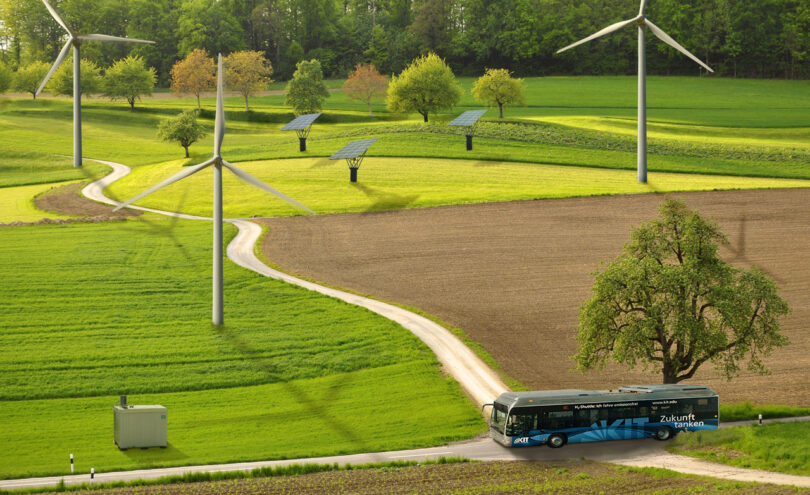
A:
[670,422,810,476]
[0,62,12,93]
[225,50,273,111]
[386,52,461,122]
[176,0,246,57]
[13,61,49,98]
[285,59,329,115]
[157,110,207,158]
[577,199,791,384]
[472,68,525,118]
[45,57,102,96]
[103,55,156,110]
[720,401,810,422]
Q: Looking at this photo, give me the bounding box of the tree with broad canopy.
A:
[575,198,790,384]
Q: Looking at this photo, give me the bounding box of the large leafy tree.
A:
[471,68,525,119]
[46,57,102,96]
[576,199,790,384]
[224,50,273,111]
[386,52,461,122]
[0,62,12,93]
[157,109,207,158]
[13,61,48,99]
[170,49,215,110]
[103,55,156,110]
[343,63,387,116]
[285,59,329,115]
[177,0,246,57]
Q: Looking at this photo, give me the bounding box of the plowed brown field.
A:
[259,189,810,406]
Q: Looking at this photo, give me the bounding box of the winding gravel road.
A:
[0,159,786,490]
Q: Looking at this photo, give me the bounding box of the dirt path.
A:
[81,158,508,409]
[16,161,794,490]
[257,189,810,406]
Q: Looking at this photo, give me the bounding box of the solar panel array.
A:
[329,138,378,160]
[448,110,487,127]
[281,113,322,131]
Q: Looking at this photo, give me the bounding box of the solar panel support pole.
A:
[350,167,358,182]
[466,135,473,151]
[299,137,307,152]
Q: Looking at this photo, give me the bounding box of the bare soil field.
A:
[66,461,803,494]
[259,189,810,406]
[34,182,141,220]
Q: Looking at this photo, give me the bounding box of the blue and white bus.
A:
[486,384,718,448]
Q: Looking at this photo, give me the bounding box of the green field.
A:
[106,157,810,219]
[2,75,810,480]
[0,220,483,478]
[671,422,810,476]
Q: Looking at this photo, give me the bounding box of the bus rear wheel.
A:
[547,434,566,448]
[654,426,673,441]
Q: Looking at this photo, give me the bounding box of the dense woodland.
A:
[1,0,809,85]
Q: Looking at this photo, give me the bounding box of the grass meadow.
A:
[0,220,484,478]
[2,75,810,480]
[106,157,810,219]
[670,422,810,476]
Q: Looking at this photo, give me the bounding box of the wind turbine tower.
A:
[115,55,315,326]
[557,0,713,183]
[37,0,155,168]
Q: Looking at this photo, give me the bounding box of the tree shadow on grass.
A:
[213,324,384,461]
[352,183,420,212]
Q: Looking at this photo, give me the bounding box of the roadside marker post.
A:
[90,468,94,482]
[70,453,73,473]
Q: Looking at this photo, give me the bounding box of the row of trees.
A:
[0,55,156,108]
[2,0,809,84]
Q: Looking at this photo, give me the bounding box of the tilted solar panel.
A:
[329,138,379,160]
[448,110,487,127]
[281,113,322,131]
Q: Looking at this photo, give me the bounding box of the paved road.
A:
[5,159,789,491]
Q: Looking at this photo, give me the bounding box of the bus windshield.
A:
[491,403,507,433]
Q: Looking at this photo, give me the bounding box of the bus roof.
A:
[496,384,718,409]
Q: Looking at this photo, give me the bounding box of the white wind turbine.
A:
[557,0,713,183]
[37,0,155,168]
[115,55,315,326]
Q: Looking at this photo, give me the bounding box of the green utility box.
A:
[113,405,167,450]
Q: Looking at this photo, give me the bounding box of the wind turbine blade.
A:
[638,0,648,16]
[557,17,639,53]
[77,34,155,44]
[644,19,714,73]
[214,54,225,158]
[36,39,72,97]
[113,159,215,212]
[222,161,315,215]
[41,0,72,36]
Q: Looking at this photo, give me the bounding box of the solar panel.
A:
[329,138,378,160]
[448,110,487,127]
[281,113,322,131]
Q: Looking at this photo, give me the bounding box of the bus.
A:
[485,384,718,448]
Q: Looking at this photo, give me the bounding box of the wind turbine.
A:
[36,0,155,168]
[557,0,713,183]
[115,55,315,326]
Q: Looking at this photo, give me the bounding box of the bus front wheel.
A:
[654,426,673,441]
[547,434,566,448]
